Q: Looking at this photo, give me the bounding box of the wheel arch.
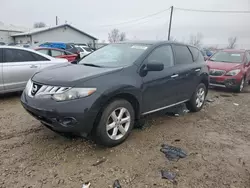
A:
[90,87,142,134]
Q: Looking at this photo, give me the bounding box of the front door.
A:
[3,48,41,91]
[141,45,181,113]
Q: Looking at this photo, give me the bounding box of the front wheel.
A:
[94,99,135,147]
[235,78,245,93]
[186,83,207,112]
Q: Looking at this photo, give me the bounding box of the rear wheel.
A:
[94,99,135,147]
[186,83,206,112]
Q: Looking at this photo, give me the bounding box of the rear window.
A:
[210,51,243,63]
[173,45,193,65]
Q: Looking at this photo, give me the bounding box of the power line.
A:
[100,7,171,27]
[175,7,250,13]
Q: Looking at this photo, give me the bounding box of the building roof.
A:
[0,22,28,32]
[11,24,98,40]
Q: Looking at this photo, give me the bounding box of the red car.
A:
[35,48,79,62]
[207,49,250,92]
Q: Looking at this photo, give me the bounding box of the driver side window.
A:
[147,45,174,67]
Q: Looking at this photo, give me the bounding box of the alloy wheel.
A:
[196,87,205,108]
[106,107,131,140]
[240,79,244,92]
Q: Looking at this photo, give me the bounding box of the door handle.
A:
[30,65,38,68]
[171,74,179,78]
[195,69,201,72]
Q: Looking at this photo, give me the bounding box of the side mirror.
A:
[145,62,164,72]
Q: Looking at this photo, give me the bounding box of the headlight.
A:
[52,88,96,101]
[25,79,32,94]
[225,69,241,76]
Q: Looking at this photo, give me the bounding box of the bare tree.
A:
[33,22,46,28]
[227,37,237,49]
[108,29,126,43]
[189,33,203,47]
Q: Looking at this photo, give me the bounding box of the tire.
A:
[186,83,207,112]
[94,99,135,147]
[235,78,245,93]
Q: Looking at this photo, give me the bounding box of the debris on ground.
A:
[113,179,121,188]
[174,139,181,142]
[161,170,176,180]
[160,144,187,161]
[92,157,106,166]
[82,182,91,188]
[233,103,239,106]
[165,104,189,117]
[206,99,215,103]
[161,170,178,185]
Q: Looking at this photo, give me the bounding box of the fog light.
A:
[59,117,77,127]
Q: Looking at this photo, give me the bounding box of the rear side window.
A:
[32,53,49,61]
[173,45,193,65]
[4,49,37,62]
[51,50,64,57]
[37,49,49,55]
[189,46,204,62]
[147,45,174,67]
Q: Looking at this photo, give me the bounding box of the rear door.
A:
[0,49,4,92]
[3,48,41,91]
[172,44,197,101]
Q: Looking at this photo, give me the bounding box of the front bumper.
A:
[209,75,242,89]
[21,91,100,136]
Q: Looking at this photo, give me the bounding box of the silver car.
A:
[0,46,68,94]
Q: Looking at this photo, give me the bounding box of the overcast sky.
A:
[1,0,250,48]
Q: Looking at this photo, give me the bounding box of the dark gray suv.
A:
[21,41,209,147]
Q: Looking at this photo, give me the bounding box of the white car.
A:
[75,45,93,58]
[0,46,68,94]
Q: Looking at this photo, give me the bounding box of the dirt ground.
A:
[0,87,250,188]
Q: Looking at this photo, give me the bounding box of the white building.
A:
[11,24,98,48]
[0,22,28,44]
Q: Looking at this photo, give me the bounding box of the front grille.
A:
[209,69,225,76]
[28,81,71,97]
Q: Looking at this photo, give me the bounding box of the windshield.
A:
[210,51,243,63]
[78,43,150,67]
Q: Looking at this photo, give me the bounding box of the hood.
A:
[32,64,123,86]
[207,61,243,71]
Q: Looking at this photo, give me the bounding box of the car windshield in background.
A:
[83,46,92,52]
[210,51,243,63]
[76,47,83,52]
[79,43,150,67]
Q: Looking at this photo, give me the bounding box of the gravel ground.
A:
[0,87,250,188]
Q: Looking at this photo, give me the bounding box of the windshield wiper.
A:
[82,63,103,68]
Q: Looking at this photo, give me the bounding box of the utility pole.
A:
[168,6,174,40]
[56,16,58,25]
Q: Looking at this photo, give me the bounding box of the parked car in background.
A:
[75,45,92,58]
[21,41,209,147]
[0,42,6,45]
[207,49,250,92]
[39,42,80,56]
[0,46,68,94]
[36,47,79,62]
